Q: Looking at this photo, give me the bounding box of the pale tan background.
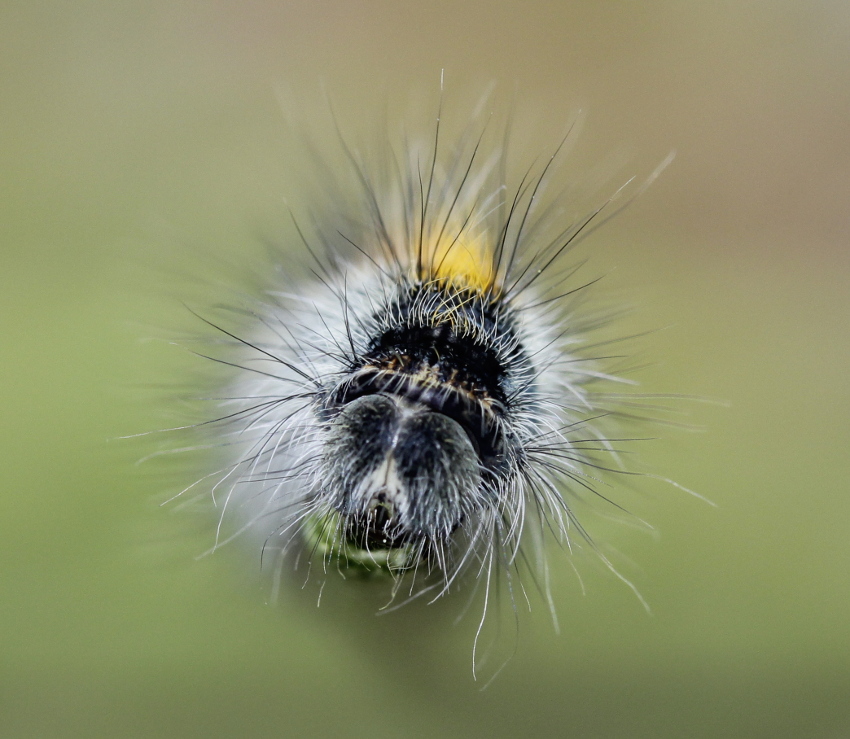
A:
[2,2,849,737]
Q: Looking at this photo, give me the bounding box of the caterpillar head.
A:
[306,276,533,574]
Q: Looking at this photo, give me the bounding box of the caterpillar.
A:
[170,92,680,640]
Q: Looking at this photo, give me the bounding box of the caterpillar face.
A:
[186,105,669,606]
[314,278,531,571]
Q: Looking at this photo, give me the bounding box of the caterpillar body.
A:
[181,100,672,619]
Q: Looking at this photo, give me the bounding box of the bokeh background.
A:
[2,2,849,737]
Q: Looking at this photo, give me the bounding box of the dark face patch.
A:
[370,323,508,406]
[318,282,528,559]
[323,394,480,547]
[327,282,526,469]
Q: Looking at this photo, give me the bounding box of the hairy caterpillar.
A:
[168,91,683,646]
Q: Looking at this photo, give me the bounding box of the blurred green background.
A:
[2,2,849,737]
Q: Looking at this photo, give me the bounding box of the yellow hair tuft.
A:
[429,237,495,293]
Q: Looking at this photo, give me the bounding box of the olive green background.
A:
[2,2,849,737]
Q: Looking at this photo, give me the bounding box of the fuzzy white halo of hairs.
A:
[164,89,689,660]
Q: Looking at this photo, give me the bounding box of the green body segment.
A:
[302,510,419,575]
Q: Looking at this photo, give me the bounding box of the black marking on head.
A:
[324,394,481,547]
[369,322,508,404]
